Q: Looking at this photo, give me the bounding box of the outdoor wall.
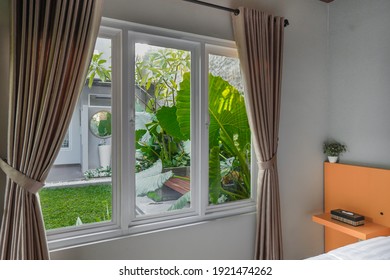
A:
[0,0,10,225]
[52,0,330,260]
[328,0,390,169]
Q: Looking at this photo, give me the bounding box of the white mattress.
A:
[307,236,390,260]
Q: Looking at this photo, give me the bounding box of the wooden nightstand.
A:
[312,213,390,240]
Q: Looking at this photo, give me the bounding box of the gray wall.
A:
[0,0,330,259]
[328,0,390,169]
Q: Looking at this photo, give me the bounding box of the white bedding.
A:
[307,236,390,260]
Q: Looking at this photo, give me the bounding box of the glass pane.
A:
[41,37,113,230]
[208,54,251,205]
[61,130,70,149]
[134,43,191,215]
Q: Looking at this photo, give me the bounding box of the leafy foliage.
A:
[98,112,112,137]
[135,160,173,196]
[323,140,347,156]
[135,47,190,112]
[134,48,250,206]
[87,52,111,88]
[208,74,251,203]
[176,73,251,204]
[83,166,112,179]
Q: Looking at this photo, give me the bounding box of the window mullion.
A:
[199,43,209,217]
[119,30,134,231]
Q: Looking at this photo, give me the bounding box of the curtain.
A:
[0,0,103,260]
[232,7,285,260]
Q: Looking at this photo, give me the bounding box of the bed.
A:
[307,236,390,260]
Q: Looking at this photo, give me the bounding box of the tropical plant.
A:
[323,140,347,156]
[134,47,250,205]
[176,72,251,204]
[135,47,190,112]
[136,106,190,168]
[87,52,112,88]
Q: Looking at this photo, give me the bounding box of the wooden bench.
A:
[164,177,190,194]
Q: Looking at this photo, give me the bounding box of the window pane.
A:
[208,54,251,205]
[134,43,191,215]
[61,130,70,149]
[41,37,113,230]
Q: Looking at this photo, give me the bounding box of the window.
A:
[208,52,251,205]
[134,43,192,216]
[42,19,256,250]
[41,36,114,232]
[61,130,70,149]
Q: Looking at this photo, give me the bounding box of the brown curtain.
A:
[232,7,285,260]
[0,0,103,260]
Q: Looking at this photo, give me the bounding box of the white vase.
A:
[328,156,338,163]
[98,144,111,168]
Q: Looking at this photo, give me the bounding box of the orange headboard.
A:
[324,162,390,251]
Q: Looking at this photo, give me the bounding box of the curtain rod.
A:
[182,0,290,27]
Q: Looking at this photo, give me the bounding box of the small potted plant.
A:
[323,140,347,163]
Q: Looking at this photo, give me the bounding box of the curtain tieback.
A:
[0,158,44,194]
[258,154,277,170]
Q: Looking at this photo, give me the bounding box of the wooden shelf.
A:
[312,213,390,240]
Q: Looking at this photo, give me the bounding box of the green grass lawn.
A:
[39,184,112,230]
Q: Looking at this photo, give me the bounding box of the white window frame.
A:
[46,18,256,251]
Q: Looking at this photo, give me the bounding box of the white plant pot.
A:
[98,144,111,168]
[328,156,338,163]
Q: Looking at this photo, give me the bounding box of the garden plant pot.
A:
[98,144,111,168]
[328,156,338,163]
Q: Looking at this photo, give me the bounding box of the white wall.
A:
[328,0,390,169]
[51,214,256,260]
[0,0,330,260]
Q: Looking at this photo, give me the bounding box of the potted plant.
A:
[323,140,347,163]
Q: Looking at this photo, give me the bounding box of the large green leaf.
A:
[208,74,251,190]
[156,106,186,140]
[208,74,250,150]
[176,72,191,140]
[176,73,251,201]
[136,160,173,196]
[209,146,222,204]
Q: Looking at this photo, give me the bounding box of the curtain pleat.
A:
[0,0,103,260]
[232,7,285,260]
